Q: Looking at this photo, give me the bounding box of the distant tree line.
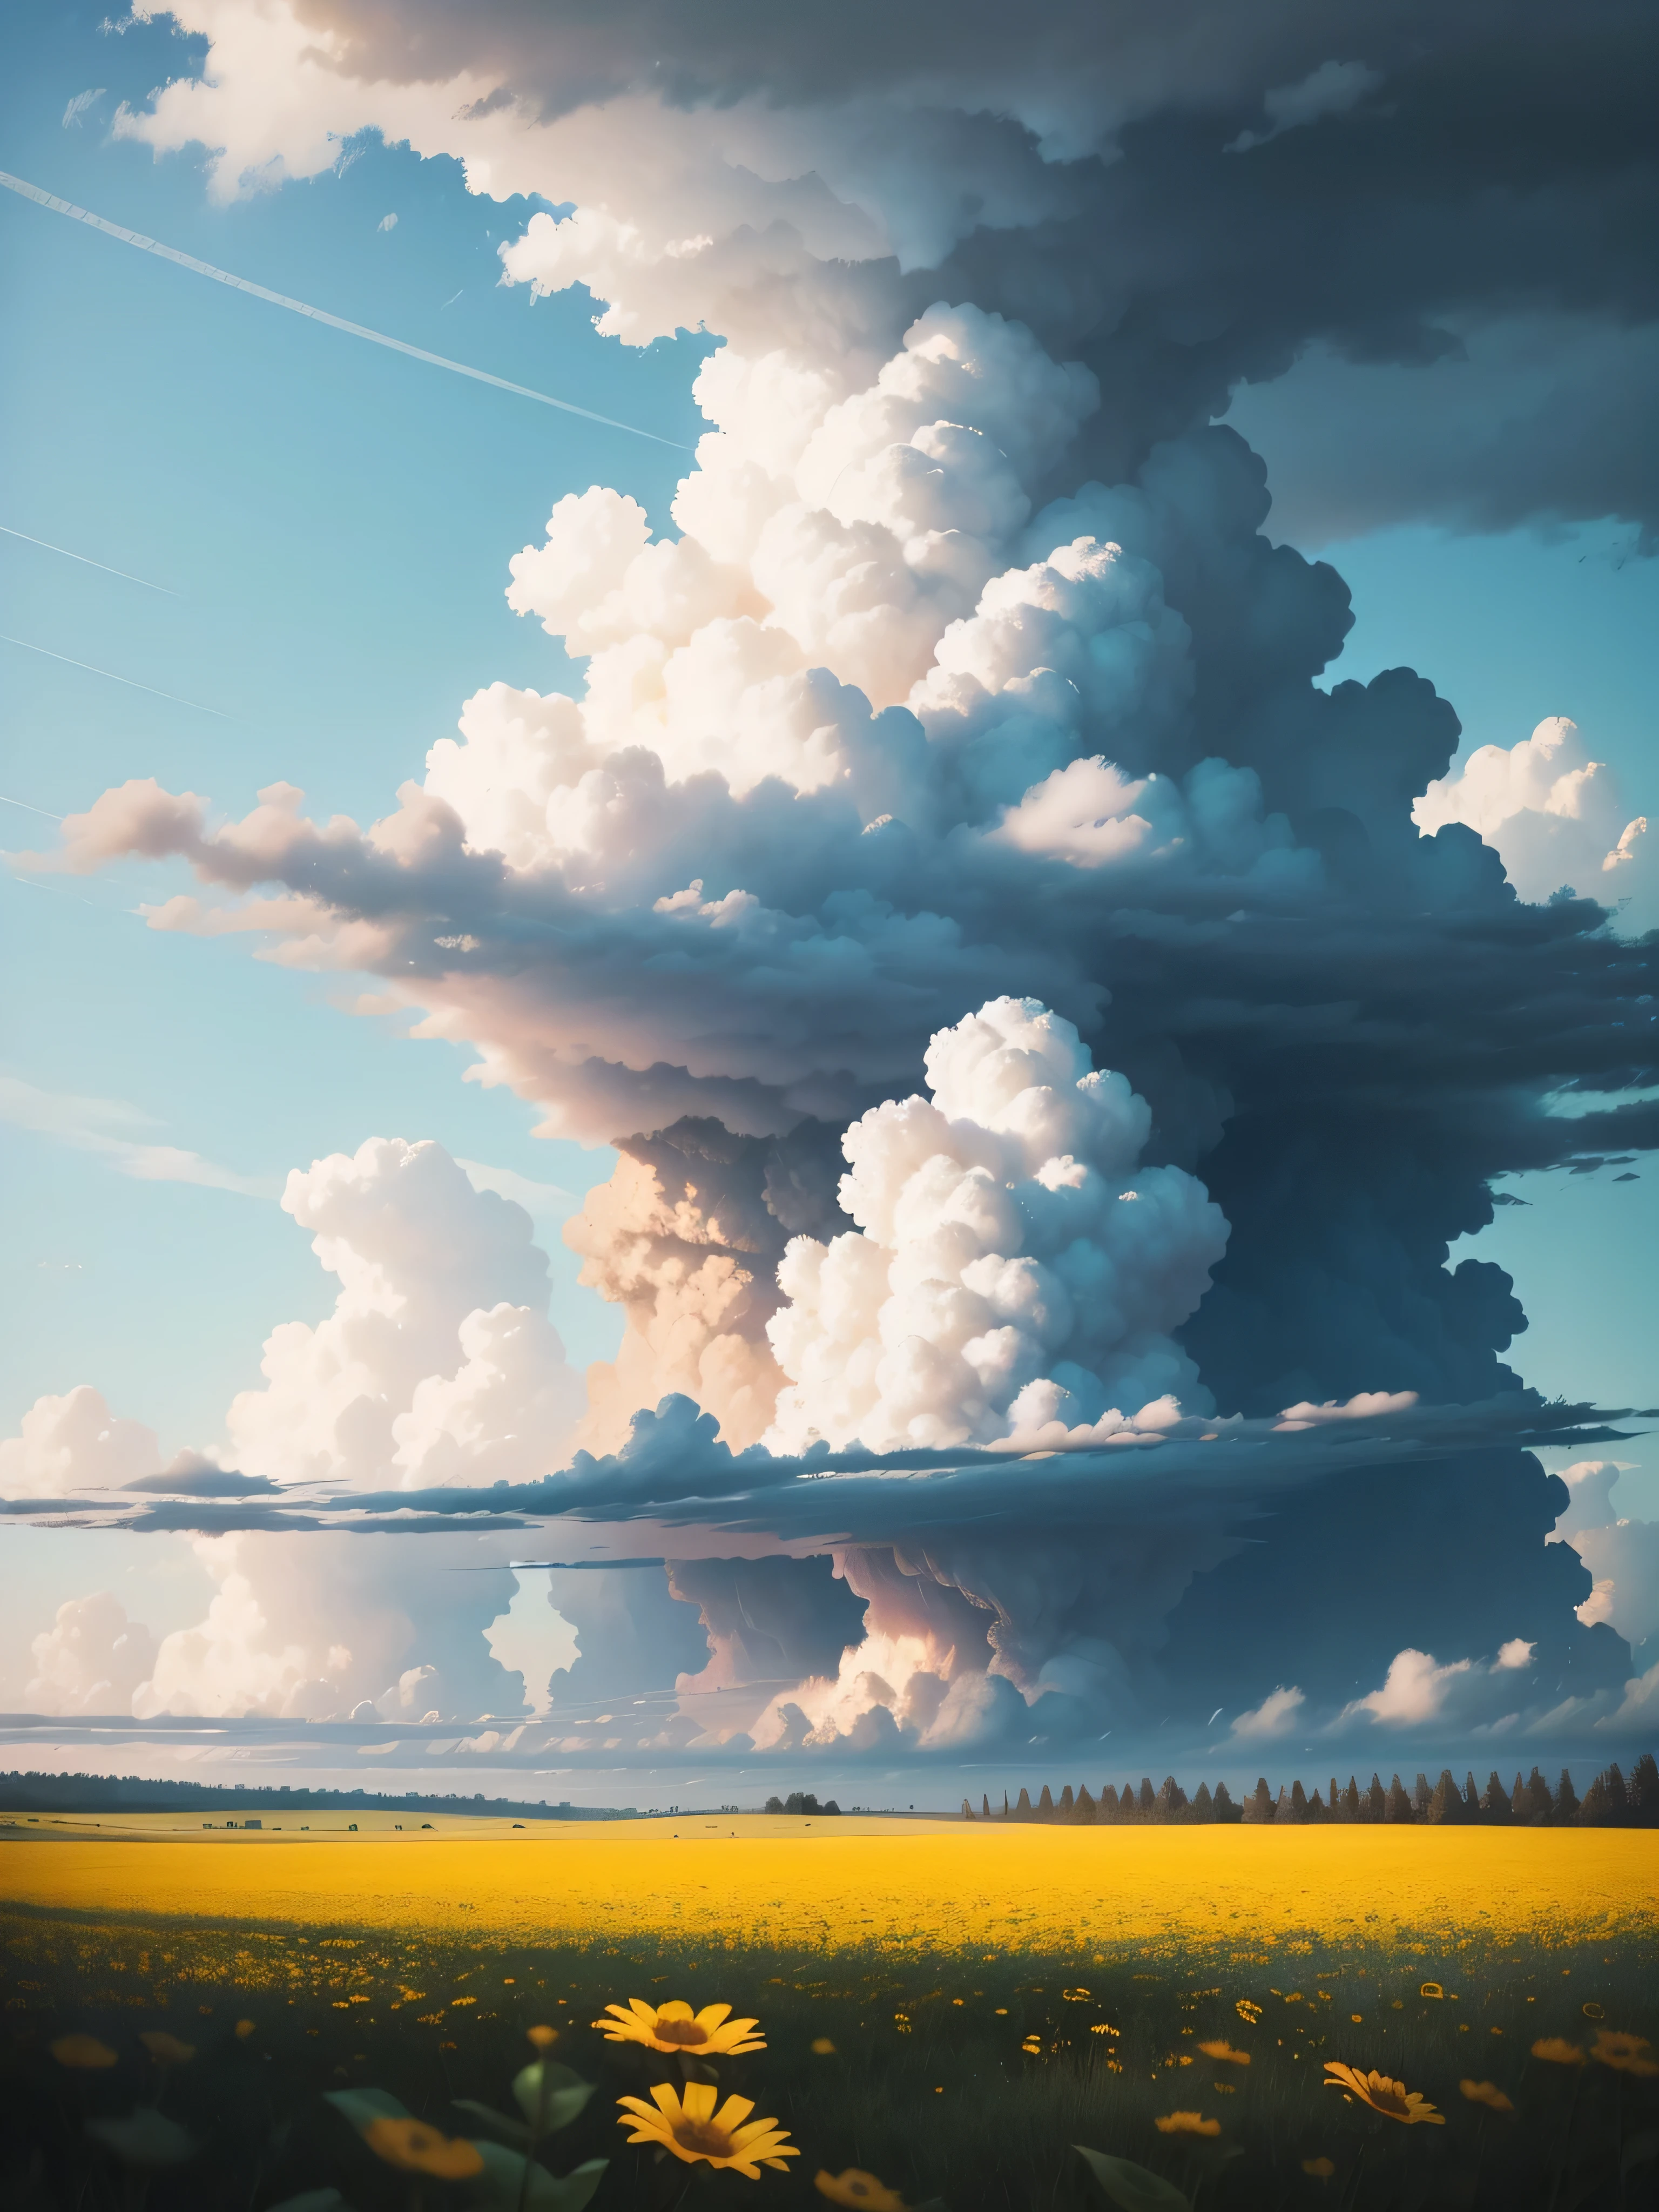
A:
[961,1752,1659,1827]
[0,1771,631,1820]
[763,1792,842,1815]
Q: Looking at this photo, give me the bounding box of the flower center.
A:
[656,2018,710,2046]
[1372,2087,1409,2117]
[672,2118,733,2157]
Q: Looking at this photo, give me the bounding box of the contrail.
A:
[0,168,687,449]
[0,523,178,596]
[1,634,233,718]
[0,793,65,820]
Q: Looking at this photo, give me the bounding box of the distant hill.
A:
[0,1770,633,1820]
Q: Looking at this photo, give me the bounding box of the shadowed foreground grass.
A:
[3,1822,1657,2209]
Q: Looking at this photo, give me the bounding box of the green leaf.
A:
[1073,2147,1190,2211]
[451,2099,535,2148]
[86,2110,200,2168]
[464,2141,608,2211]
[322,2087,413,2133]
[510,2060,596,2133]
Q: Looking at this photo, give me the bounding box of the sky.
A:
[1,0,1655,1805]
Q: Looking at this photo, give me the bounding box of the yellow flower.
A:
[1591,2031,1659,2078]
[815,2169,907,2209]
[1155,2112,1220,2137]
[1198,2041,1251,2066]
[1460,2080,1515,2113]
[811,2038,838,2055]
[139,2031,196,2066]
[1420,1982,1444,2000]
[527,2024,560,2052]
[50,2034,118,2070]
[1322,2064,1445,2125]
[596,1998,765,2055]
[1530,2039,1586,2068]
[617,2080,798,2178]
[362,2117,484,2179]
[1303,2159,1337,2180]
[233,2020,256,2040]
[1235,2000,1263,2024]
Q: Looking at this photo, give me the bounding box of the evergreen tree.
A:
[1555,1769,1579,1820]
[1413,1772,1433,1813]
[1038,1784,1055,1818]
[1482,1772,1512,1820]
[1463,1772,1481,1818]
[1578,1776,1607,1824]
[1525,1768,1553,1820]
[1098,1784,1119,1818]
[1386,1775,1413,1822]
[1329,1777,1341,1817]
[1427,1770,1460,1824]
[1631,1752,1659,1815]
[1344,1777,1363,1822]
[1059,1784,1075,1816]
[1367,1774,1388,1820]
[1213,1780,1236,1820]
[1246,1777,1275,1824]
[1139,1777,1157,1814]
[1015,1786,1034,1819]
[1288,1779,1310,1822]
[1075,1785,1096,1825]
[1602,1763,1628,1817]
[1307,1788,1327,1822]
[1510,1772,1529,1820]
[1192,1781,1214,1818]
[1156,1776,1187,1816]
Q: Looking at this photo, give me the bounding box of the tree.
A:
[1156,1776,1187,1817]
[1213,1781,1238,1822]
[764,1796,784,1813]
[1509,1772,1529,1820]
[1307,1788,1328,1823]
[1138,1777,1157,1814]
[1579,1776,1607,1824]
[1075,1785,1096,1824]
[1344,1777,1363,1822]
[1426,1770,1461,1824]
[1413,1773,1433,1814]
[1631,1752,1659,1816]
[1602,1763,1628,1817]
[823,1800,841,1816]
[1482,1772,1512,1821]
[1385,1775,1413,1822]
[1059,1784,1075,1816]
[1525,1768,1553,1821]
[1015,1787,1034,1819]
[1038,1784,1055,1818]
[1367,1774,1387,1821]
[1463,1772,1481,1818]
[1555,1769,1579,1820]
[1287,1779,1310,1823]
[1245,1777,1275,1824]
[1098,1785,1120,1818]
[1192,1781,1214,1819]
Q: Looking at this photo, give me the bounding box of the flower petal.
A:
[681,2079,719,2123]
[713,2095,758,2134]
[696,2003,734,2031]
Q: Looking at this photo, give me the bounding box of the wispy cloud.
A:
[62,90,105,130]
[0,1074,273,1197]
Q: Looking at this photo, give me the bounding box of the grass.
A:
[2,1819,1656,2209]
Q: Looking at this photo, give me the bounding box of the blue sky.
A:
[2,4,1655,1760]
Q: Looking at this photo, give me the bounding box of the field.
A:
[3,1816,1657,2210]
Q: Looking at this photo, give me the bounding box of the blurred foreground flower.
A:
[812,2039,838,2055]
[1198,2040,1250,2066]
[139,2031,195,2066]
[618,2081,797,2176]
[527,2024,560,2052]
[234,2019,256,2040]
[50,2034,118,2070]
[598,1998,765,2054]
[1591,2031,1658,2077]
[363,2116,484,2179]
[1324,2064,1444,2123]
[1155,2112,1220,2136]
[1531,2039,1586,2067]
[1460,2080,1514,2112]
[1303,2159,1337,2180]
[815,2169,908,2209]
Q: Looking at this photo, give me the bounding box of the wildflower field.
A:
[3,1817,1657,2210]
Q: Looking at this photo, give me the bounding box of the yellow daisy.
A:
[1155,2112,1220,2136]
[596,1998,765,2055]
[1323,2064,1444,2124]
[617,2081,798,2177]
[1198,2040,1251,2066]
[1530,2039,1586,2068]
[815,2169,908,2209]
[139,2031,195,2067]
[1460,2080,1515,2113]
[362,2117,484,2179]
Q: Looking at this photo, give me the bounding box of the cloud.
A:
[26,1592,156,1715]
[0,1073,272,1196]
[0,1385,158,1500]
[1414,719,1652,922]
[1229,1684,1304,1739]
[1345,1647,1475,1726]
[62,89,104,129]
[377,211,397,230]
[1225,59,1381,152]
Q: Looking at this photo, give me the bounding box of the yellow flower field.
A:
[6,1817,1655,1952]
